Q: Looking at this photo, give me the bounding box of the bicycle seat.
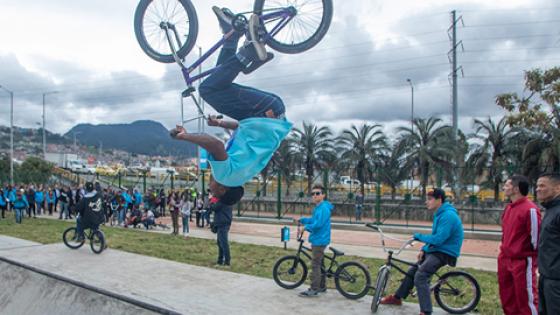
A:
[329,247,344,256]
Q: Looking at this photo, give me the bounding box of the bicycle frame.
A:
[294,226,339,274]
[166,8,296,88]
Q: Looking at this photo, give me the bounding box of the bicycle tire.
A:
[371,266,390,313]
[334,261,371,300]
[253,0,332,54]
[434,271,481,314]
[134,0,199,63]
[62,227,85,249]
[272,255,308,289]
[90,230,106,254]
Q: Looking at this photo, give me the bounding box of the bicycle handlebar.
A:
[366,223,416,256]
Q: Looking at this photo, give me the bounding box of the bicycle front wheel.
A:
[90,230,106,254]
[253,0,333,54]
[134,0,199,63]
[371,266,390,313]
[334,261,371,300]
[62,227,85,249]
[272,255,308,289]
[434,271,481,314]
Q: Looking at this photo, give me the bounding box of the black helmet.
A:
[85,182,94,192]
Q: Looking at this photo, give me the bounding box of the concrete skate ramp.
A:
[0,258,177,315]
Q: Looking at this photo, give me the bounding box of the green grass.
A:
[0,214,502,314]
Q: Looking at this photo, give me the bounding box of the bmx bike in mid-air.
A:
[133,0,333,118]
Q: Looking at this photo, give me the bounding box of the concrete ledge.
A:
[233,216,501,241]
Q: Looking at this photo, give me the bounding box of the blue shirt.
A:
[414,202,464,258]
[208,117,292,187]
[300,201,333,246]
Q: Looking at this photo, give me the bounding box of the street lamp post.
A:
[73,131,81,152]
[0,85,14,185]
[42,91,58,158]
[406,79,414,192]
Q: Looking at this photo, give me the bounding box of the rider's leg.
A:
[199,14,282,121]
[413,253,447,315]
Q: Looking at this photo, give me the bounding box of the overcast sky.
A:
[0,0,559,137]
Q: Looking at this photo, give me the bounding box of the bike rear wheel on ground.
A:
[272,255,308,289]
[62,227,85,249]
[434,271,481,314]
[134,0,199,63]
[253,0,333,54]
[371,266,390,313]
[334,261,371,300]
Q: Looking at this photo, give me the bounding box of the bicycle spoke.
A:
[437,276,477,311]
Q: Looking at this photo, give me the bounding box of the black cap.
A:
[85,182,94,192]
[427,188,446,202]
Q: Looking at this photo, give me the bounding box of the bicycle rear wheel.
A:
[272,255,308,289]
[253,0,333,54]
[334,261,371,300]
[434,271,481,314]
[371,266,390,313]
[62,227,85,249]
[134,0,199,63]
[90,230,106,254]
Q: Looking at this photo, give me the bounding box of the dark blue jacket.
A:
[414,202,464,258]
[300,201,332,246]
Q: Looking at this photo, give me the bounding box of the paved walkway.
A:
[0,236,454,315]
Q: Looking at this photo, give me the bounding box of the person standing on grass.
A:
[58,186,70,220]
[298,184,333,297]
[209,180,243,268]
[536,173,560,315]
[25,185,35,218]
[46,189,56,216]
[35,185,45,216]
[13,189,29,224]
[168,192,180,235]
[181,194,192,237]
[0,188,7,219]
[498,175,540,315]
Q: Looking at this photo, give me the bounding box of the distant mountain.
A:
[65,120,196,157]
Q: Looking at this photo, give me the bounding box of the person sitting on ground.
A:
[142,208,155,230]
[75,182,105,241]
[170,7,292,202]
[298,184,333,297]
[126,207,143,228]
[380,188,464,315]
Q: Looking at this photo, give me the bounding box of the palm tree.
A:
[397,117,454,198]
[272,139,297,196]
[379,140,409,200]
[467,117,517,201]
[291,122,334,193]
[338,124,387,195]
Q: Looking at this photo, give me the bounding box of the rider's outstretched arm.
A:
[171,126,228,161]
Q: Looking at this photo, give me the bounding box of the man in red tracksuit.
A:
[498,175,541,315]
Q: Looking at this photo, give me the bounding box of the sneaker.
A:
[380,294,402,306]
[212,6,236,34]
[241,52,274,74]
[246,14,267,61]
[299,288,320,297]
[317,287,327,294]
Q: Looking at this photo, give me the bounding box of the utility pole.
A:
[448,10,464,194]
[42,91,58,158]
[0,85,14,185]
[73,131,81,152]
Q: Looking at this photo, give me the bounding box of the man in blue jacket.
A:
[381,188,464,315]
[298,184,333,297]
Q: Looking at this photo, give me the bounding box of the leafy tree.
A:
[496,67,560,172]
[379,141,409,200]
[18,156,54,184]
